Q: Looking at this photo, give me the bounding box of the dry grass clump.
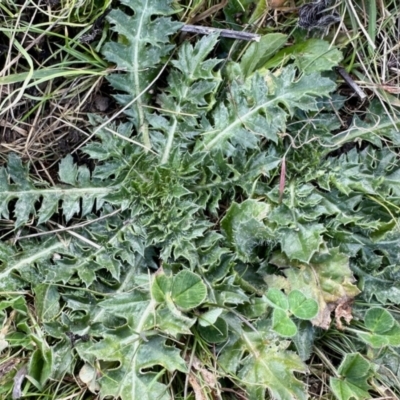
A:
[0,0,112,167]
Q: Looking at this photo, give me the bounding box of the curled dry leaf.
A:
[334,297,354,330]
[268,0,288,8]
[187,355,220,399]
[0,358,20,380]
[12,365,27,400]
[79,363,100,394]
[188,373,206,400]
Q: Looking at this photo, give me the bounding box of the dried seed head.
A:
[298,0,341,30]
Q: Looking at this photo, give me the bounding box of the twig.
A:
[180,25,260,42]
[336,67,367,100]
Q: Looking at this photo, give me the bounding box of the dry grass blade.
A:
[0,0,110,168]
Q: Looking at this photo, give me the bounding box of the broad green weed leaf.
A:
[82,337,185,400]
[29,345,53,389]
[221,199,272,261]
[319,147,400,198]
[171,32,220,79]
[197,317,229,343]
[330,379,371,400]
[51,340,75,380]
[338,353,372,380]
[272,309,297,337]
[98,291,151,324]
[239,343,307,400]
[0,239,67,291]
[280,223,325,263]
[358,324,400,348]
[356,332,389,348]
[136,336,187,373]
[34,284,60,322]
[356,309,400,348]
[385,324,400,346]
[264,38,343,73]
[79,292,188,400]
[241,33,288,77]
[288,290,319,320]
[214,277,250,306]
[0,154,38,227]
[0,153,113,226]
[152,33,221,163]
[58,155,78,185]
[330,353,373,400]
[293,321,316,361]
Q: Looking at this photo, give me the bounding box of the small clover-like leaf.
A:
[272,309,297,337]
[385,324,400,347]
[288,290,319,320]
[356,332,389,348]
[171,270,207,310]
[364,307,394,334]
[266,288,289,310]
[151,273,172,303]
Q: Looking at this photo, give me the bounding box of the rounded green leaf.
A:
[385,324,400,346]
[198,317,228,343]
[337,353,371,379]
[171,270,207,310]
[272,309,297,337]
[151,274,172,303]
[364,307,394,334]
[198,308,223,327]
[288,290,318,320]
[266,288,289,310]
[357,332,389,348]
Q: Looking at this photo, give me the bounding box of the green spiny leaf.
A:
[238,343,307,400]
[102,0,182,149]
[221,199,272,262]
[330,353,373,400]
[34,284,60,323]
[196,66,336,152]
[280,223,325,263]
